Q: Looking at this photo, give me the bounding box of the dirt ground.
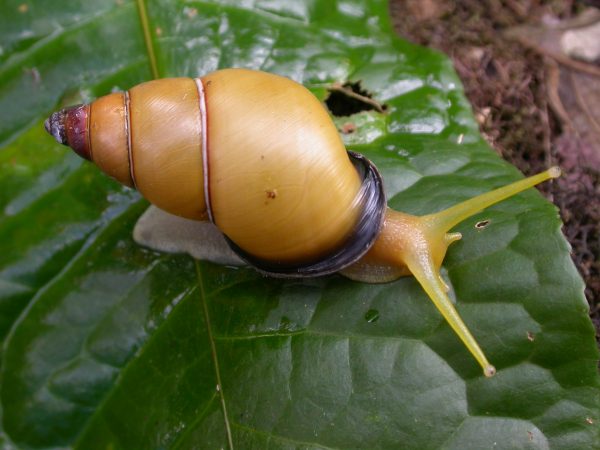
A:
[390,0,600,345]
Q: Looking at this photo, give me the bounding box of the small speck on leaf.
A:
[341,122,357,134]
[475,219,491,229]
[185,7,197,18]
[365,309,380,323]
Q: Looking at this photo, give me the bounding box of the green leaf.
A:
[1,0,598,449]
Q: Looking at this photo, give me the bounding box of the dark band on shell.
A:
[223,151,386,277]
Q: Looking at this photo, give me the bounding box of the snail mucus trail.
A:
[45,68,561,377]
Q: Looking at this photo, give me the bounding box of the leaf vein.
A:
[73,283,200,448]
[134,0,159,78]
[185,0,308,25]
[0,5,133,81]
[195,260,234,449]
[171,392,219,449]
[231,421,341,450]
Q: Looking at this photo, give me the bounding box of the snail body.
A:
[46,68,560,377]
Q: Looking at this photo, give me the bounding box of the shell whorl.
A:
[226,151,386,277]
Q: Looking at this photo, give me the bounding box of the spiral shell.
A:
[45,69,386,275]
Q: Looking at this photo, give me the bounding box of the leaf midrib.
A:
[195,260,234,450]
[134,0,159,79]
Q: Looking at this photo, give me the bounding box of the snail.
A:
[45,68,560,378]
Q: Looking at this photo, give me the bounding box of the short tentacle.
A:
[401,237,496,377]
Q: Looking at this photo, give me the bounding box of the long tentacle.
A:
[424,167,560,233]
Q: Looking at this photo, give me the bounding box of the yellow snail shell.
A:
[45,68,561,377]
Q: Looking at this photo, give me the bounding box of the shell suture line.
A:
[195,77,213,223]
[125,90,137,188]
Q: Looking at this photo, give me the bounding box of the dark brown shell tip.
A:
[45,105,91,161]
[45,110,68,145]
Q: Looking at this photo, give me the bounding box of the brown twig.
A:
[329,83,387,113]
[538,61,555,197]
[569,71,600,135]
[545,59,574,130]
[511,34,600,77]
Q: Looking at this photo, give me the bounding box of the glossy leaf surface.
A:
[0,0,598,449]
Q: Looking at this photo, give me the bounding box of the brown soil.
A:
[390,0,600,345]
